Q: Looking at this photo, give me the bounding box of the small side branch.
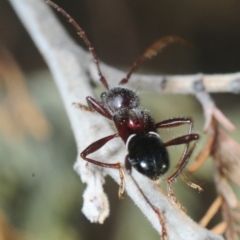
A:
[193,79,236,132]
[88,63,240,94]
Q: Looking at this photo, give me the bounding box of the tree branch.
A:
[8,0,224,239]
[88,61,240,94]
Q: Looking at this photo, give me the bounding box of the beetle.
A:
[45,0,201,201]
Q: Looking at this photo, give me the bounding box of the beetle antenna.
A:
[119,36,189,85]
[45,0,109,90]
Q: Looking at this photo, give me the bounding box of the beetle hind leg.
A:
[80,133,125,199]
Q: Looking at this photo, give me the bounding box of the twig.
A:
[88,63,240,94]
[199,196,223,228]
[193,79,236,132]
[189,112,239,239]
[8,0,224,239]
[211,222,228,235]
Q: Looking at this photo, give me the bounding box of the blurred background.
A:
[0,0,240,239]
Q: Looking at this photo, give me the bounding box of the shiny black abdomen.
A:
[127,133,169,180]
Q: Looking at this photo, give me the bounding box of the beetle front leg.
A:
[73,102,95,112]
[86,96,112,119]
[73,96,112,119]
